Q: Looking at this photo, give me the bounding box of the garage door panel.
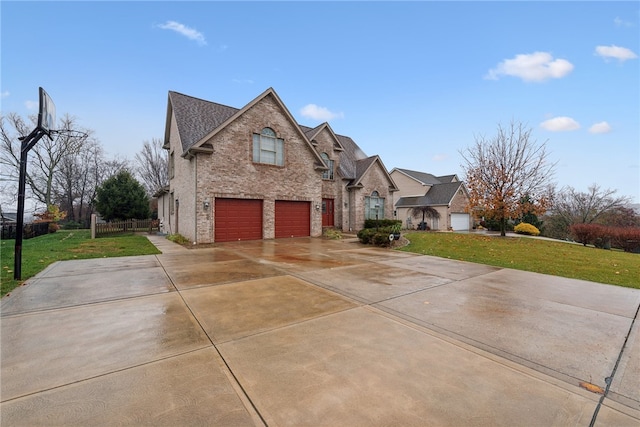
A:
[451,213,470,231]
[215,198,263,242]
[275,201,310,238]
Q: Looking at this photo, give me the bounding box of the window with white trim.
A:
[365,191,385,220]
[253,127,284,166]
[321,152,334,180]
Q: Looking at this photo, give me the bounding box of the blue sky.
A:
[2,1,639,202]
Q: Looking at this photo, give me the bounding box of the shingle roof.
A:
[395,196,428,208]
[396,168,442,185]
[168,91,238,153]
[436,174,457,183]
[396,181,463,207]
[168,89,390,187]
[294,126,368,182]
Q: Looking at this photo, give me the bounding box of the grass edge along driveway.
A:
[400,232,639,289]
[1,230,160,297]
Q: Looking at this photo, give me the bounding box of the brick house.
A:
[157,88,398,243]
[390,168,471,231]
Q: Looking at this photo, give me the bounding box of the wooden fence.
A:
[93,218,160,238]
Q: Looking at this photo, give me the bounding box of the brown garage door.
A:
[215,198,263,242]
[275,200,310,238]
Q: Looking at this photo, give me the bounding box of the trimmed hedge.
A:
[363,219,402,229]
[570,223,640,252]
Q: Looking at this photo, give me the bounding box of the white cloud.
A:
[432,154,448,162]
[588,121,612,134]
[614,17,632,27]
[540,116,580,131]
[485,52,574,82]
[300,104,344,121]
[232,79,254,84]
[25,100,38,110]
[595,45,638,62]
[157,21,206,46]
[1,91,9,98]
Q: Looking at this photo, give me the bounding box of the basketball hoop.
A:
[14,87,60,280]
[49,128,89,140]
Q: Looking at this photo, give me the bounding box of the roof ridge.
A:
[169,91,239,111]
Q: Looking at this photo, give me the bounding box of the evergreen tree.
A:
[94,171,150,221]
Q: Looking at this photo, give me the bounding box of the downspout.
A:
[194,153,198,244]
[348,187,353,232]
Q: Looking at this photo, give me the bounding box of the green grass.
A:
[399,232,640,289]
[1,230,161,296]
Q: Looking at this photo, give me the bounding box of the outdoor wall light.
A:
[315,204,320,211]
[203,199,210,209]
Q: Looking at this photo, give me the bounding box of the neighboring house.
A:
[1,211,17,225]
[390,168,471,231]
[157,88,398,243]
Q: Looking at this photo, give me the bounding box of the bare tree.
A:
[54,138,105,225]
[545,184,632,239]
[135,138,168,196]
[0,113,89,208]
[460,121,556,236]
[0,113,31,205]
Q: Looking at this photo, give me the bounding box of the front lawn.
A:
[1,230,161,296]
[399,232,639,289]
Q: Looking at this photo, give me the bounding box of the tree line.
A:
[460,121,638,241]
[0,112,167,226]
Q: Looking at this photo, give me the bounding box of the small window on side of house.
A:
[321,152,334,180]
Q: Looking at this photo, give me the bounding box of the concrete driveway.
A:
[1,235,639,426]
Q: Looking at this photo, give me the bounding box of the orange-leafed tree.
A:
[460,121,556,236]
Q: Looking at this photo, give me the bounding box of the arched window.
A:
[365,191,385,220]
[321,152,334,180]
[253,127,284,166]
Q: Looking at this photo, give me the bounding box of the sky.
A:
[2,1,639,203]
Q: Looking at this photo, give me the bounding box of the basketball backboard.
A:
[37,87,55,136]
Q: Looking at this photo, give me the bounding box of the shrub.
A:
[167,233,190,245]
[48,222,60,233]
[481,218,514,232]
[357,227,393,247]
[514,222,540,236]
[372,231,392,247]
[323,228,342,239]
[570,223,602,246]
[611,227,640,253]
[363,219,401,229]
[61,220,83,230]
[357,228,376,244]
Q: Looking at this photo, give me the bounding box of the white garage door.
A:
[450,213,470,231]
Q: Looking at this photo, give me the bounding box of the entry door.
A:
[322,198,334,227]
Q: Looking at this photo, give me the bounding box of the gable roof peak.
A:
[393,168,441,185]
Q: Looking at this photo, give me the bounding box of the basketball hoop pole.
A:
[14,127,48,280]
